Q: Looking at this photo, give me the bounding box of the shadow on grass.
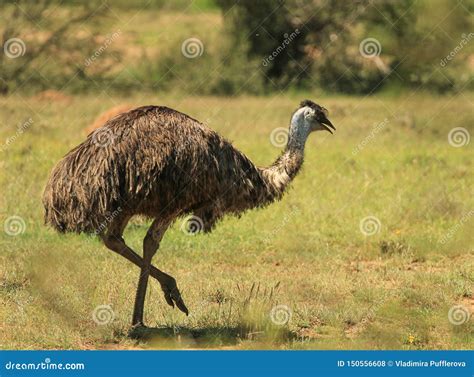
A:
[128,325,297,348]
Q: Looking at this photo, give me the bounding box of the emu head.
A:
[296,99,335,134]
[287,99,335,150]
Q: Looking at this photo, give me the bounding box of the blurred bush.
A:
[0,0,117,94]
[0,0,472,95]
[123,36,265,95]
[216,0,473,94]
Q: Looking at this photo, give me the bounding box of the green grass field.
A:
[0,91,472,349]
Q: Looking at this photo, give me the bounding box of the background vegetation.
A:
[0,0,472,349]
[1,0,473,95]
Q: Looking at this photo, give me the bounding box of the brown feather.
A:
[43,106,300,234]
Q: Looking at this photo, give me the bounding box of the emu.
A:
[43,100,335,327]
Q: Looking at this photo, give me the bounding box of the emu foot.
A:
[161,283,189,316]
[129,324,150,339]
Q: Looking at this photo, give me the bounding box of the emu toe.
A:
[162,285,189,315]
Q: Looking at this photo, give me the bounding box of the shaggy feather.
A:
[43,106,303,234]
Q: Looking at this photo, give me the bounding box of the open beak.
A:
[321,117,336,134]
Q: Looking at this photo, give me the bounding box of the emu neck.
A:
[262,149,304,194]
[261,116,308,197]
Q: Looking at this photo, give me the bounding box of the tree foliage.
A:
[217,0,473,93]
[0,0,114,94]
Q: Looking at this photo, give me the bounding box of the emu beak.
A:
[321,117,335,134]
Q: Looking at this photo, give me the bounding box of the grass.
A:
[0,90,472,349]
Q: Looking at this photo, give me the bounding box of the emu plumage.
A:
[43,100,334,327]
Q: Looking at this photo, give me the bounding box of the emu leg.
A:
[101,232,188,317]
[131,241,154,326]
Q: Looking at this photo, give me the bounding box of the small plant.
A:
[380,239,410,256]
